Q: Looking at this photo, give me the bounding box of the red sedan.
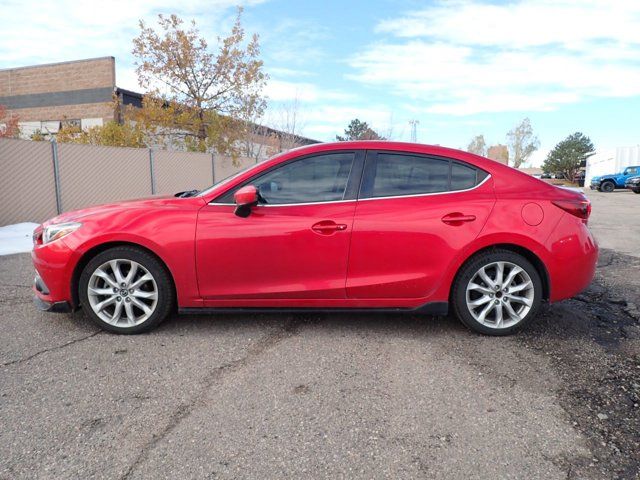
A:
[32,141,598,335]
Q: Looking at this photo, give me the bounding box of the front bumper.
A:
[33,295,72,313]
[589,183,599,190]
[32,236,80,310]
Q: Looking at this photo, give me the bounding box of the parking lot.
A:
[1,189,639,480]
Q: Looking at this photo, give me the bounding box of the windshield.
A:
[195,148,305,197]
[196,163,258,197]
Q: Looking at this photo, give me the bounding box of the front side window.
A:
[215,152,355,204]
[625,167,638,175]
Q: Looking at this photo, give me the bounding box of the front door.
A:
[196,151,363,303]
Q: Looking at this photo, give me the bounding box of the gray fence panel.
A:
[214,155,256,183]
[154,150,214,195]
[0,138,270,226]
[0,138,58,225]
[57,143,151,212]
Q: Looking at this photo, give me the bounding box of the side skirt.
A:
[178,301,449,316]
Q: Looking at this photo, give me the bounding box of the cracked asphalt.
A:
[1,189,639,480]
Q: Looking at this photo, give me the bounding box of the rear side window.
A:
[363,152,487,199]
[371,154,449,197]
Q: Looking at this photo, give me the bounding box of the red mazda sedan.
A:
[32,141,598,335]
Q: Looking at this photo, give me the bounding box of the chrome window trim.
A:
[208,199,358,207]
[359,173,492,202]
[207,174,491,207]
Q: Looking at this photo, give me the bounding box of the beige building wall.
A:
[9,103,115,125]
[0,57,117,125]
[487,144,509,165]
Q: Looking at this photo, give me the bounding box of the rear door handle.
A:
[441,213,476,225]
[312,220,348,235]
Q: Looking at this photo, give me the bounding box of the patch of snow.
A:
[0,222,39,255]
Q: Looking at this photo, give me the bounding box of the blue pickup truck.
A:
[590,166,640,192]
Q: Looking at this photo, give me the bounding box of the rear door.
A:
[346,151,496,299]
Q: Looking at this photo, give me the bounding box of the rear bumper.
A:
[545,215,599,302]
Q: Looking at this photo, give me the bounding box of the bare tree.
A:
[507,118,539,168]
[268,97,306,154]
[467,134,487,156]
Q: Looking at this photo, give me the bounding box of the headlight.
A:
[42,222,82,244]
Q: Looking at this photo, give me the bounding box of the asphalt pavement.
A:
[1,189,639,480]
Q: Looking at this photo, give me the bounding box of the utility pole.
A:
[409,120,419,143]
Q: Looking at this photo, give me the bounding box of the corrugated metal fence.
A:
[0,137,256,225]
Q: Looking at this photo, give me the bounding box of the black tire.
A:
[79,246,174,334]
[451,249,543,336]
[600,181,615,192]
[633,188,640,194]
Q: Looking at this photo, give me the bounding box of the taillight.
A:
[552,199,591,223]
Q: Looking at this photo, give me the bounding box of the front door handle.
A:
[312,220,348,235]
[441,213,476,225]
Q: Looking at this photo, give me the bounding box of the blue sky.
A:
[2,0,640,166]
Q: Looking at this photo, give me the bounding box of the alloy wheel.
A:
[87,259,158,327]
[465,261,535,329]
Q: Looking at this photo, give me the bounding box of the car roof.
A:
[202,141,561,201]
[283,141,510,175]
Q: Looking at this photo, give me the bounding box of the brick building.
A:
[0,57,120,136]
[487,144,509,165]
[0,57,317,157]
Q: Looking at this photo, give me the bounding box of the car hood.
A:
[44,195,206,226]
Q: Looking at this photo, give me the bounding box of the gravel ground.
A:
[0,189,638,479]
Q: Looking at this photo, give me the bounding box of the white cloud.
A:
[0,0,265,70]
[265,79,354,103]
[350,0,640,115]
[376,0,640,48]
[302,104,396,141]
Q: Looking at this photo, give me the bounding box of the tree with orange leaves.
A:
[0,105,19,138]
[131,8,267,157]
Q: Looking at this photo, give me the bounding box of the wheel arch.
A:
[71,241,177,309]
[450,243,550,302]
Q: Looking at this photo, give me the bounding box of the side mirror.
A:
[234,185,258,218]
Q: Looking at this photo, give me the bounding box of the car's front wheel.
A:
[632,188,640,194]
[79,246,174,334]
[452,250,542,335]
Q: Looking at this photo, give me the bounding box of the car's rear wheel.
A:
[452,250,542,335]
[632,188,640,194]
[79,246,174,334]
[600,181,615,192]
